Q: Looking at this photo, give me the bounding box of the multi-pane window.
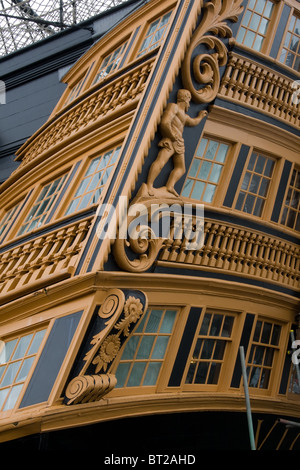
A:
[236,0,274,52]
[0,203,20,238]
[18,174,67,236]
[246,319,281,389]
[0,329,47,412]
[65,146,121,216]
[93,43,128,84]
[137,11,172,57]
[235,152,275,217]
[65,61,95,106]
[185,311,235,386]
[279,14,300,72]
[280,167,300,231]
[181,137,229,202]
[114,307,178,388]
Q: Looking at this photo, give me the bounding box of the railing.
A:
[218,52,300,128]
[158,219,300,289]
[15,56,155,171]
[0,217,92,301]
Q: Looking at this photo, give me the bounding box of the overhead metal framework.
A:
[0,0,126,57]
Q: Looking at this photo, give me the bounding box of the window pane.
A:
[160,310,177,333]
[0,339,17,364]
[136,336,155,359]
[152,336,169,359]
[143,362,162,386]
[12,334,33,360]
[3,384,23,411]
[127,362,147,386]
[15,357,35,382]
[1,361,21,387]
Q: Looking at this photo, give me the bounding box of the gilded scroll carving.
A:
[181,0,243,103]
[64,289,147,405]
[65,374,117,405]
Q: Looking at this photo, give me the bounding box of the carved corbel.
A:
[64,289,148,405]
[181,0,244,103]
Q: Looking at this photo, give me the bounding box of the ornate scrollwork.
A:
[181,0,243,103]
[65,374,117,405]
[64,289,147,405]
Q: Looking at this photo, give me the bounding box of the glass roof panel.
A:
[0,0,127,57]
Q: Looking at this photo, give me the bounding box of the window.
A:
[234,152,275,217]
[236,0,274,52]
[18,173,67,236]
[246,319,281,389]
[93,42,128,84]
[0,329,47,412]
[0,202,20,238]
[280,167,300,231]
[65,61,95,106]
[137,11,172,57]
[181,137,229,202]
[185,311,235,386]
[279,14,300,72]
[114,307,178,388]
[65,146,121,216]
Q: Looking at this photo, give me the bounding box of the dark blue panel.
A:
[223,144,250,208]
[271,160,292,222]
[231,313,255,388]
[168,307,202,387]
[20,310,83,408]
[270,5,291,59]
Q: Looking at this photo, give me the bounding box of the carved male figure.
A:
[147,89,207,197]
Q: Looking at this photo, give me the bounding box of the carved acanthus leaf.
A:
[182,0,244,103]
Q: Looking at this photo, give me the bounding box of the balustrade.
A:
[219,53,300,128]
[15,57,155,171]
[0,217,92,298]
[159,219,300,289]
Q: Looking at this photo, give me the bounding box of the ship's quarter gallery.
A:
[0,0,299,452]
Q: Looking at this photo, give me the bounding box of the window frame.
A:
[64,61,96,107]
[181,135,233,205]
[15,170,69,238]
[0,326,48,416]
[91,41,129,86]
[63,144,122,217]
[243,317,284,395]
[277,8,300,73]
[232,149,278,220]
[0,200,23,244]
[136,9,173,58]
[111,306,180,392]
[181,308,240,392]
[279,164,300,231]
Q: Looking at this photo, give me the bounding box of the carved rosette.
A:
[181,0,243,103]
[64,289,147,405]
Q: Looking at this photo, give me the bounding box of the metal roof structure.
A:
[0,0,127,56]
